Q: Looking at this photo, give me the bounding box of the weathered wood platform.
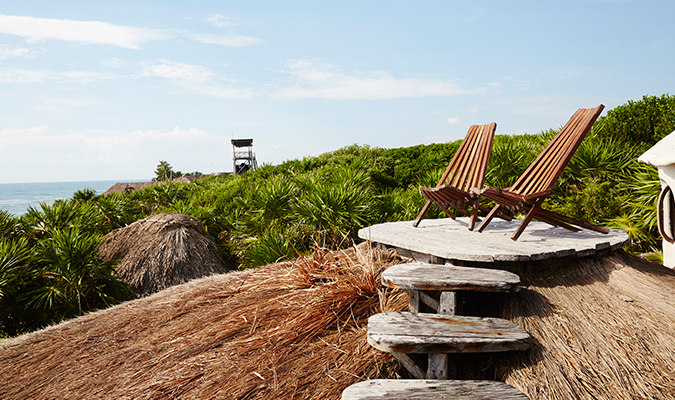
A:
[382,263,521,292]
[358,217,629,264]
[341,379,529,399]
[367,312,531,354]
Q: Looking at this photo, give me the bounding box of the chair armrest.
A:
[521,190,552,201]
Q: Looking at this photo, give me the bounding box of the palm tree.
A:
[24,228,133,326]
[153,160,182,182]
[0,238,32,336]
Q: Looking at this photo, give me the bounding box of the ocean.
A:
[0,180,147,216]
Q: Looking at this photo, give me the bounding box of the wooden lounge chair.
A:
[474,105,609,241]
[413,122,504,231]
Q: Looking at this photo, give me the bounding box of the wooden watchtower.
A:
[231,139,257,174]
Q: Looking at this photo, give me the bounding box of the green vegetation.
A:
[0,94,673,337]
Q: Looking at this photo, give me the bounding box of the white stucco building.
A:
[638,130,675,268]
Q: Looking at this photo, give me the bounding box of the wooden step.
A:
[382,262,521,292]
[341,379,529,400]
[383,262,521,314]
[368,312,530,354]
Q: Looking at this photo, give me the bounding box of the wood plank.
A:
[341,379,529,400]
[367,312,531,354]
[358,217,628,263]
[427,353,449,379]
[382,263,521,292]
[418,291,439,310]
[439,291,458,315]
[390,353,425,379]
[405,290,420,313]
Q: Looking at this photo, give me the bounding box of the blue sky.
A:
[0,0,673,183]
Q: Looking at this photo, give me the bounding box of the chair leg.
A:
[439,204,458,220]
[537,208,610,234]
[532,210,581,232]
[468,199,480,231]
[511,199,544,241]
[477,204,501,233]
[477,204,512,221]
[413,200,432,227]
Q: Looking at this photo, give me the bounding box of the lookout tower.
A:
[231,138,257,174]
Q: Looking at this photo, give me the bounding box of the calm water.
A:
[0,180,146,216]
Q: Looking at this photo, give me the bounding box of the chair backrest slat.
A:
[510,105,604,196]
[513,110,583,194]
[439,123,497,192]
[453,127,482,190]
[449,126,479,188]
[466,124,495,192]
[436,126,476,187]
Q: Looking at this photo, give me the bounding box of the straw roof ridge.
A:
[99,212,233,297]
[0,242,407,400]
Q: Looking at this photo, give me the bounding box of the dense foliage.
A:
[1,94,673,336]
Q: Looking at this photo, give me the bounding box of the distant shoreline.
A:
[0,180,149,216]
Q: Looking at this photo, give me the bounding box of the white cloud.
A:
[206,14,235,28]
[140,60,255,99]
[102,57,130,69]
[141,60,214,83]
[60,70,116,84]
[446,117,461,125]
[0,14,171,49]
[0,125,230,182]
[189,33,264,47]
[0,125,210,154]
[0,68,50,83]
[0,125,55,150]
[0,68,116,84]
[274,59,487,100]
[179,82,256,99]
[0,45,31,59]
[33,96,105,113]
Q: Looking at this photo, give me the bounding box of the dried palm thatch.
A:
[99,213,233,297]
[0,243,407,400]
[498,251,675,399]
[4,233,675,400]
[102,181,156,195]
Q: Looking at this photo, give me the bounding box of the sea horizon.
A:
[0,179,151,216]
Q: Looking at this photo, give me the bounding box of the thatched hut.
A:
[102,181,157,195]
[99,213,232,297]
[3,244,675,398]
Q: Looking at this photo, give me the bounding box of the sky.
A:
[0,0,673,183]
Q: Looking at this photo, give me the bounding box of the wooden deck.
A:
[358,217,629,264]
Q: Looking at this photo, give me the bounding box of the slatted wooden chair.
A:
[474,105,609,241]
[413,123,503,231]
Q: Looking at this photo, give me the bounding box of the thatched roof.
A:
[499,252,675,399]
[3,241,675,399]
[172,175,202,183]
[0,244,405,400]
[99,213,233,297]
[102,181,157,195]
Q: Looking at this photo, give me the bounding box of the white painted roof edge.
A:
[638,130,675,166]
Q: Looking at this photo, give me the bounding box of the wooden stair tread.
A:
[382,262,520,292]
[342,379,529,400]
[367,312,530,354]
